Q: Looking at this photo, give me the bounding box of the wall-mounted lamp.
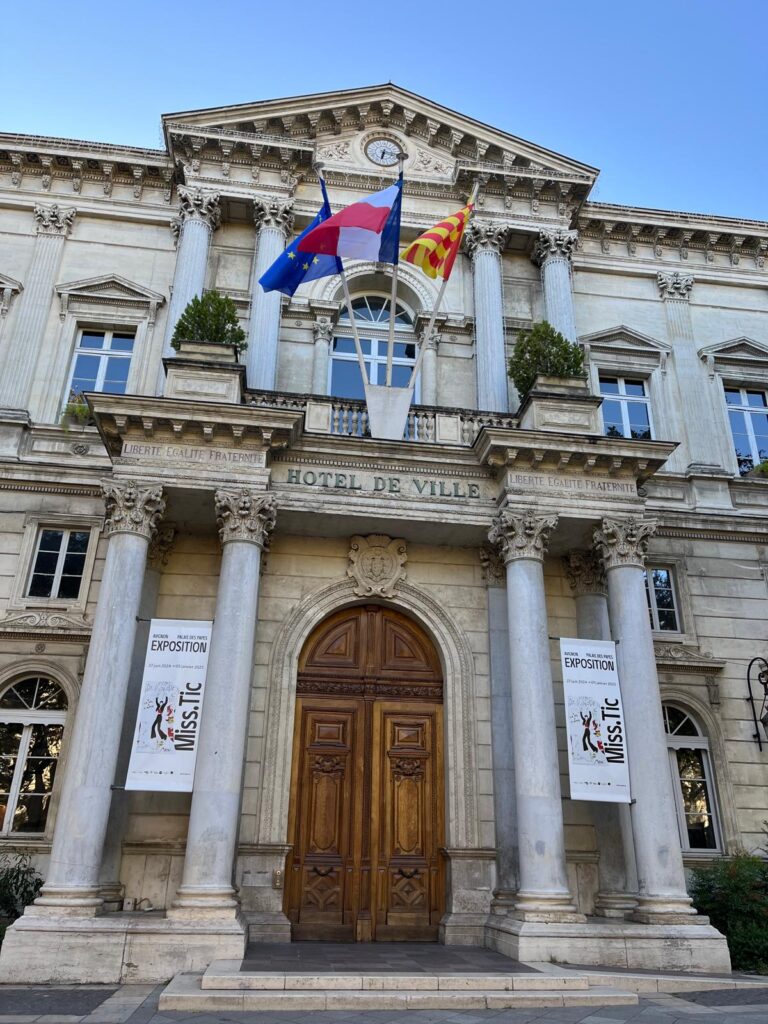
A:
[746,656,768,751]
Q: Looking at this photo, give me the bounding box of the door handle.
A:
[396,868,420,879]
[311,866,335,877]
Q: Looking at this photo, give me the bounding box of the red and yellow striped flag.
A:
[400,204,473,281]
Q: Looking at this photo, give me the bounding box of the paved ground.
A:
[241,942,537,973]
[2,985,768,1023]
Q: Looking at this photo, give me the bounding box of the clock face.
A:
[366,138,401,166]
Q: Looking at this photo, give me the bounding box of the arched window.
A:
[330,295,419,401]
[0,677,68,835]
[663,703,721,853]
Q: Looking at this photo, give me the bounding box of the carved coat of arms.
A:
[347,535,407,598]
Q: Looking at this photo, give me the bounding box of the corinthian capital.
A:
[102,480,166,541]
[563,550,607,597]
[657,271,694,300]
[488,509,558,564]
[34,203,76,236]
[216,489,276,547]
[593,516,658,571]
[532,228,577,265]
[177,186,221,230]
[312,317,334,344]
[464,220,510,258]
[253,197,294,238]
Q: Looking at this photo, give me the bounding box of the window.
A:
[645,566,680,632]
[724,386,768,474]
[26,528,90,600]
[67,329,135,400]
[330,296,418,401]
[0,677,67,835]
[599,375,652,440]
[663,704,721,852]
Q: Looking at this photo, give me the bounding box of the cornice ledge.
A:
[653,643,726,674]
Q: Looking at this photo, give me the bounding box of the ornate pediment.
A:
[699,337,768,365]
[581,325,671,358]
[55,274,165,322]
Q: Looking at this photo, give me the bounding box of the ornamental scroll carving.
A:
[563,550,607,597]
[532,228,578,265]
[593,515,658,571]
[102,480,166,541]
[147,524,176,570]
[312,754,344,774]
[312,317,334,344]
[463,220,511,258]
[657,271,694,300]
[34,204,76,236]
[479,544,505,587]
[177,186,221,230]
[391,757,425,779]
[487,510,558,564]
[347,535,407,598]
[253,198,295,238]
[215,489,277,548]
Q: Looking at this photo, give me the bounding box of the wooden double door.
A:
[285,606,445,942]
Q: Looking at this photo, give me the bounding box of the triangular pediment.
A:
[0,273,22,293]
[581,325,671,356]
[699,337,768,363]
[56,274,165,305]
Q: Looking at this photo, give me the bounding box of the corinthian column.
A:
[465,221,510,412]
[172,490,276,914]
[563,551,637,918]
[159,187,221,377]
[247,199,294,390]
[594,517,696,921]
[488,510,581,920]
[311,316,334,394]
[35,481,166,910]
[0,204,76,412]
[419,325,440,406]
[532,229,578,342]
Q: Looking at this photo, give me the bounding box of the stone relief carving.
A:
[312,317,334,344]
[657,271,694,300]
[177,186,221,230]
[478,544,505,586]
[317,140,351,162]
[563,550,607,596]
[215,489,277,548]
[102,480,166,541]
[463,220,511,258]
[593,515,658,571]
[147,524,177,569]
[253,198,295,237]
[487,510,558,564]
[411,149,452,176]
[532,228,578,264]
[347,534,407,598]
[0,609,91,633]
[33,204,76,236]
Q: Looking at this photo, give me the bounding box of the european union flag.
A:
[259,180,342,296]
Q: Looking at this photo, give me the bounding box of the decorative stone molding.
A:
[532,228,577,265]
[147,524,176,570]
[563,549,607,597]
[102,480,166,541]
[464,220,511,258]
[215,489,277,547]
[33,204,76,236]
[593,515,658,571]
[253,198,294,238]
[418,325,441,352]
[487,509,558,564]
[177,185,221,230]
[478,544,505,587]
[0,609,91,638]
[347,534,407,598]
[657,271,694,301]
[312,317,334,344]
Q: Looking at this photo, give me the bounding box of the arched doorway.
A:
[284,604,445,942]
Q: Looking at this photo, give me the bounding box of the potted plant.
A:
[508,320,585,398]
[171,290,247,359]
[61,389,92,428]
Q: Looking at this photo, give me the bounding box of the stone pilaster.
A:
[594,516,697,922]
[488,510,582,920]
[532,229,578,342]
[171,490,276,915]
[247,198,294,390]
[465,221,510,412]
[34,481,165,910]
[311,316,334,395]
[418,325,441,406]
[0,204,76,412]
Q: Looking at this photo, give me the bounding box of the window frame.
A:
[25,527,91,602]
[663,703,723,855]
[597,373,654,441]
[644,564,683,634]
[723,384,768,474]
[65,326,136,404]
[9,515,102,615]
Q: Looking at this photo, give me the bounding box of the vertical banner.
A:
[560,638,631,803]
[125,619,212,792]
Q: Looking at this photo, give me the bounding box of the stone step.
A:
[160,972,638,1012]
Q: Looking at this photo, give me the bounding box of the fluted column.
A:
[465,221,510,412]
[171,490,276,914]
[35,481,166,911]
[488,510,581,920]
[563,550,638,918]
[594,517,697,922]
[419,325,440,406]
[311,316,333,394]
[0,204,76,411]
[532,229,578,343]
[158,187,221,385]
[247,199,294,390]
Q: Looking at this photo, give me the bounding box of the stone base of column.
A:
[630,894,701,925]
[593,889,638,919]
[511,890,586,923]
[490,888,517,916]
[99,882,125,913]
[28,886,104,916]
[168,884,240,920]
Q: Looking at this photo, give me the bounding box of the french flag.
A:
[297,178,402,264]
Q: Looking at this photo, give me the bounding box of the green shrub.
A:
[689,853,768,973]
[750,460,768,478]
[0,853,43,921]
[171,290,247,353]
[507,320,584,398]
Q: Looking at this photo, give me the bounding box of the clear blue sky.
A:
[3,1,766,220]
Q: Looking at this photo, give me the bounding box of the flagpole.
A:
[313,161,369,385]
[407,179,482,390]
[385,151,407,387]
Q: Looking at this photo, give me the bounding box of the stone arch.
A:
[318,260,436,311]
[0,658,80,710]
[257,576,480,851]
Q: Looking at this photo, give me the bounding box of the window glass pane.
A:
[393,342,416,360]
[57,574,82,600]
[677,748,706,781]
[12,795,50,832]
[66,531,90,555]
[330,360,367,400]
[70,353,100,393]
[664,705,693,736]
[686,814,717,849]
[599,377,620,395]
[746,391,767,408]
[0,722,23,761]
[657,608,679,630]
[34,681,67,711]
[628,403,651,440]
[39,530,64,554]
[724,389,741,405]
[751,413,768,462]
[624,379,646,397]
[728,410,752,468]
[391,365,416,391]
[109,334,135,352]
[79,332,105,349]
[601,399,625,438]
[101,356,130,395]
[0,680,37,709]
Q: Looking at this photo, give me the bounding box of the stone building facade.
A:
[0,84,766,982]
